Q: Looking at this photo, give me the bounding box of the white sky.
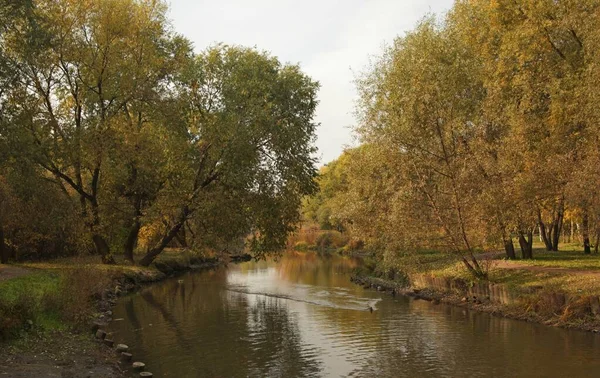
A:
[168,0,454,164]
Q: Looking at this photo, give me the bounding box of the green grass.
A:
[502,244,600,270]
[0,270,66,340]
[0,248,213,342]
[0,270,61,304]
[409,242,600,296]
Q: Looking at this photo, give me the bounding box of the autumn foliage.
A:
[306,1,600,278]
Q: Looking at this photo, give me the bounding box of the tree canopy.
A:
[306,0,600,278]
[0,0,319,265]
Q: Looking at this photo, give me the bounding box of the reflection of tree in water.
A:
[110,269,322,378]
[274,251,361,288]
[244,296,322,377]
[110,254,600,378]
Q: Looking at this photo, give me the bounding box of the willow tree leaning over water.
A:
[137,46,320,266]
[0,0,319,264]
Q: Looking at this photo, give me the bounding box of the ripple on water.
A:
[107,255,600,378]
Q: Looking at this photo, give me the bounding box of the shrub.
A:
[315,231,349,250]
[294,241,309,251]
[0,272,60,341]
[347,239,365,251]
[0,265,115,341]
[58,265,112,323]
[0,290,37,340]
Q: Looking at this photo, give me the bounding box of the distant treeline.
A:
[304,1,600,278]
[0,0,319,265]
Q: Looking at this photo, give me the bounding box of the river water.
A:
[109,252,600,377]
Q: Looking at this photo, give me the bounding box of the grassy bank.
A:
[0,263,126,377]
[0,249,225,376]
[0,249,220,341]
[355,242,600,332]
[0,270,64,340]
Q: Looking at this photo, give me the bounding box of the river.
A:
[108,252,600,377]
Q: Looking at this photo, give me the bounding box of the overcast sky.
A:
[168,0,454,164]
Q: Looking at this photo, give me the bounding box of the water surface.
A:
[109,252,600,377]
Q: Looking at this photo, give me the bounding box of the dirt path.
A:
[0,331,123,378]
[0,265,30,282]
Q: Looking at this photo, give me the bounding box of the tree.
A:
[303,151,355,231]
[3,0,185,263]
[137,45,319,266]
[2,1,319,265]
[355,19,489,278]
[315,0,600,275]
[455,0,596,252]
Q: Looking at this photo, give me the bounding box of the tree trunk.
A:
[93,234,115,264]
[123,220,140,263]
[583,210,591,254]
[503,236,516,260]
[551,200,564,251]
[594,229,600,254]
[527,230,534,258]
[461,256,486,279]
[139,221,185,267]
[569,218,575,243]
[538,209,553,251]
[518,231,533,259]
[139,208,189,267]
[0,222,7,264]
[175,226,188,248]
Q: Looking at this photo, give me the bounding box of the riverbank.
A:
[351,246,600,333]
[0,250,234,377]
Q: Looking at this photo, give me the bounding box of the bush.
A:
[0,272,60,341]
[58,266,112,323]
[0,265,113,340]
[294,241,310,251]
[0,290,37,340]
[315,231,349,250]
[347,239,365,251]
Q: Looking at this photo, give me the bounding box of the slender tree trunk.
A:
[89,197,116,264]
[594,229,600,254]
[518,231,527,259]
[92,232,114,264]
[175,226,188,248]
[570,218,574,243]
[139,221,185,267]
[504,238,516,260]
[93,234,115,264]
[0,222,7,264]
[551,200,564,251]
[123,220,141,263]
[538,209,553,251]
[527,230,534,259]
[123,196,142,263]
[499,222,516,260]
[461,257,484,278]
[583,210,591,254]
